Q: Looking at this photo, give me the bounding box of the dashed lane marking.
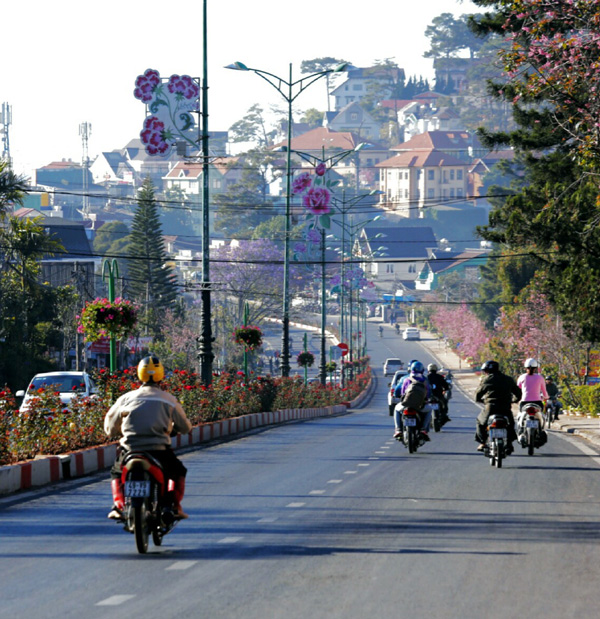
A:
[96,595,136,606]
[327,479,343,484]
[218,537,243,544]
[166,561,198,571]
[309,490,326,495]
[287,502,306,508]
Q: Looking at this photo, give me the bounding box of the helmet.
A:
[427,363,438,373]
[524,358,538,368]
[137,355,165,383]
[410,361,425,374]
[545,376,553,381]
[481,360,499,373]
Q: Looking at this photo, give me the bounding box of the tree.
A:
[228,104,275,146]
[424,13,484,59]
[470,0,600,342]
[0,160,27,220]
[300,57,349,112]
[299,108,324,130]
[127,178,178,335]
[93,221,130,256]
[210,239,285,327]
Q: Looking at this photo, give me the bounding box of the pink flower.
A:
[315,163,326,176]
[292,173,312,194]
[303,187,331,215]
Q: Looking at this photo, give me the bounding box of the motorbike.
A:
[429,396,444,433]
[517,403,546,456]
[484,414,511,468]
[396,407,427,453]
[444,372,453,401]
[120,451,180,553]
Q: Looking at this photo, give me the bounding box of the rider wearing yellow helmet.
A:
[104,355,192,520]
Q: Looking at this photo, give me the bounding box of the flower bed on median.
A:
[0,366,371,466]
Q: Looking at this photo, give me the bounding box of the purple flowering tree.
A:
[134,68,200,156]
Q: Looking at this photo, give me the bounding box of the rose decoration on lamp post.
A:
[296,351,316,368]
[232,325,263,351]
[77,297,138,343]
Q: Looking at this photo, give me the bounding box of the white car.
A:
[383,358,403,377]
[402,327,420,341]
[387,369,409,416]
[16,371,98,412]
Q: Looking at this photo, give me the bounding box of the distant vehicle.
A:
[383,358,403,377]
[402,327,420,341]
[16,371,98,413]
[387,369,409,415]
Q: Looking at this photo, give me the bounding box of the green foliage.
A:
[565,386,600,418]
[93,221,130,256]
[127,178,178,334]
[0,160,28,219]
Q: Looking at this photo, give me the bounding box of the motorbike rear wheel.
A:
[527,429,535,456]
[496,443,503,468]
[133,499,150,554]
[407,428,416,453]
[432,414,441,433]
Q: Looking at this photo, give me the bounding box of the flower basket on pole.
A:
[77,297,138,343]
[297,351,315,368]
[232,325,263,351]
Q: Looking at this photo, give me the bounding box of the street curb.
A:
[0,403,351,497]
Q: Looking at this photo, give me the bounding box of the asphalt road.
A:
[2,325,600,619]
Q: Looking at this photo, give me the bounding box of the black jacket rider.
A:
[475,370,522,445]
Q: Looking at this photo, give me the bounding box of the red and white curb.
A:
[0,403,353,496]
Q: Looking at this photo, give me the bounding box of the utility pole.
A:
[79,122,92,215]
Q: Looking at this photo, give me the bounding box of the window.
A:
[457,188,464,198]
[350,112,359,121]
[450,169,455,180]
[386,264,394,274]
[457,169,463,180]
[450,188,455,198]
[352,84,363,91]
[428,170,435,180]
[427,188,435,199]
[405,189,409,198]
[404,171,409,179]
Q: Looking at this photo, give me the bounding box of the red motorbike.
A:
[121,451,179,553]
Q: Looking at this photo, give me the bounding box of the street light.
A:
[225,61,349,377]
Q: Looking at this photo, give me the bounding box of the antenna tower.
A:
[1,102,12,166]
[79,121,92,214]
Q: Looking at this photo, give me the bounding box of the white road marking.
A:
[558,434,600,467]
[96,595,136,606]
[368,457,380,460]
[327,479,343,484]
[218,537,243,544]
[375,451,386,454]
[358,463,370,467]
[344,470,357,475]
[257,517,278,523]
[287,502,306,508]
[166,561,198,571]
[309,490,326,495]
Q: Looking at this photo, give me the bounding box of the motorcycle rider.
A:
[393,360,432,442]
[426,363,451,424]
[378,325,383,337]
[104,355,192,520]
[516,358,549,447]
[475,360,521,452]
[545,376,561,420]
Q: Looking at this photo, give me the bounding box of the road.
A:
[2,324,600,618]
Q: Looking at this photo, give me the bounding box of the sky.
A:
[1,0,479,178]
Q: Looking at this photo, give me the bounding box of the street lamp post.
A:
[225,61,348,377]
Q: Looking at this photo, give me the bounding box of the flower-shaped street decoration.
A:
[134,68,200,157]
[232,325,263,351]
[296,351,315,368]
[77,298,138,343]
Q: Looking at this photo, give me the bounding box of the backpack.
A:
[401,377,427,410]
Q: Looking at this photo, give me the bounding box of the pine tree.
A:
[127,178,178,334]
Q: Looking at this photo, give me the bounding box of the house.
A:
[331,65,406,111]
[356,225,437,291]
[376,148,469,217]
[324,102,381,142]
[11,209,96,298]
[415,248,490,291]
[468,148,515,199]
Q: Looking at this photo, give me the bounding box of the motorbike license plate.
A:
[490,428,507,440]
[404,417,417,427]
[526,419,539,429]
[125,480,151,497]
[430,403,439,410]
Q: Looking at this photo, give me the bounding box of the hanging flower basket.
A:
[297,351,315,368]
[77,297,138,343]
[232,325,263,350]
[325,361,337,373]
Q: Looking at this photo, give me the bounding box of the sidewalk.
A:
[414,326,600,451]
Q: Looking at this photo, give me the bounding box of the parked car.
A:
[402,327,420,341]
[387,369,409,416]
[383,358,403,377]
[16,371,98,413]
